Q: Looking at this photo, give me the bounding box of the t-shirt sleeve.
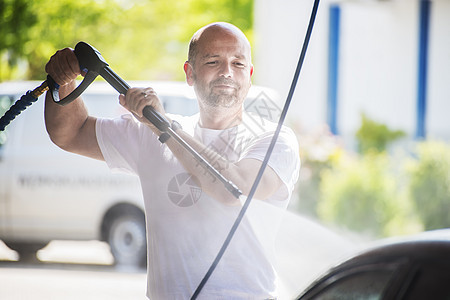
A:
[241,127,300,203]
[96,114,158,175]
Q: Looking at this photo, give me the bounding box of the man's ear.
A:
[184,61,194,86]
[250,65,254,77]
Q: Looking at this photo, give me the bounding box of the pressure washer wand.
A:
[0,41,241,198]
[100,66,242,199]
[45,42,241,199]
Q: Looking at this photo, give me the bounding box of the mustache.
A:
[210,78,239,89]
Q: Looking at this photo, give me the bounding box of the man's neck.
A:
[198,105,243,130]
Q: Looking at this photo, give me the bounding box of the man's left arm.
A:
[119,87,298,205]
[165,129,289,206]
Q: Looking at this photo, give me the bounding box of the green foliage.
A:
[0,0,38,79]
[298,120,450,238]
[0,0,253,81]
[314,117,419,238]
[297,118,420,237]
[407,141,450,230]
[318,152,420,237]
[356,114,406,154]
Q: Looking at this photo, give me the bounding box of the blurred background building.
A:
[254,0,450,148]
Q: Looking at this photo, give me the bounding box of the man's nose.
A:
[219,62,233,78]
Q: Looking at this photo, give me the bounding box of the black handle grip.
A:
[49,41,172,133]
[143,106,171,132]
[49,42,109,105]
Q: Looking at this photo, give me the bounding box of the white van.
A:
[0,80,280,267]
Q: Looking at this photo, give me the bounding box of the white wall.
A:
[428,0,450,140]
[253,0,331,131]
[338,0,418,139]
[254,0,450,144]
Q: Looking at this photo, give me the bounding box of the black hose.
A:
[190,0,321,298]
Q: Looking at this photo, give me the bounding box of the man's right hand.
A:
[44,48,103,161]
[45,48,81,86]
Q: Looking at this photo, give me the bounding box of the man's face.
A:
[186,29,253,109]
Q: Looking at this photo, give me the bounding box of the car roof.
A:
[319,229,450,272]
[297,229,450,299]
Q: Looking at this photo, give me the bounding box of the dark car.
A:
[296,229,450,300]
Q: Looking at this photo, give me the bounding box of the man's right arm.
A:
[44,48,104,161]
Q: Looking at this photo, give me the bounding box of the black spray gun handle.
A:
[48,42,241,198]
[47,42,170,132]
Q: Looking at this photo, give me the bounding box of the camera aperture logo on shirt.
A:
[167,173,202,207]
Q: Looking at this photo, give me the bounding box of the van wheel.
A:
[4,241,48,263]
[106,207,147,268]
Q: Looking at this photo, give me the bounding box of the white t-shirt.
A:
[96,112,300,299]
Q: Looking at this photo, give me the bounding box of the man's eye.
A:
[234,62,245,67]
[206,61,217,65]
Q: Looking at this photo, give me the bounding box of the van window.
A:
[161,96,198,116]
[82,94,126,118]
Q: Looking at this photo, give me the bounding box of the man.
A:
[45,22,300,299]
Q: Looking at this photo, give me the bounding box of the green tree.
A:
[0,0,253,82]
[0,0,38,79]
[1,0,120,80]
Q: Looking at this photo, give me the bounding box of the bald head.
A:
[187,22,251,65]
[183,22,254,122]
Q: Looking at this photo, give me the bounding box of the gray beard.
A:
[193,75,244,108]
[204,77,242,108]
[204,92,239,108]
